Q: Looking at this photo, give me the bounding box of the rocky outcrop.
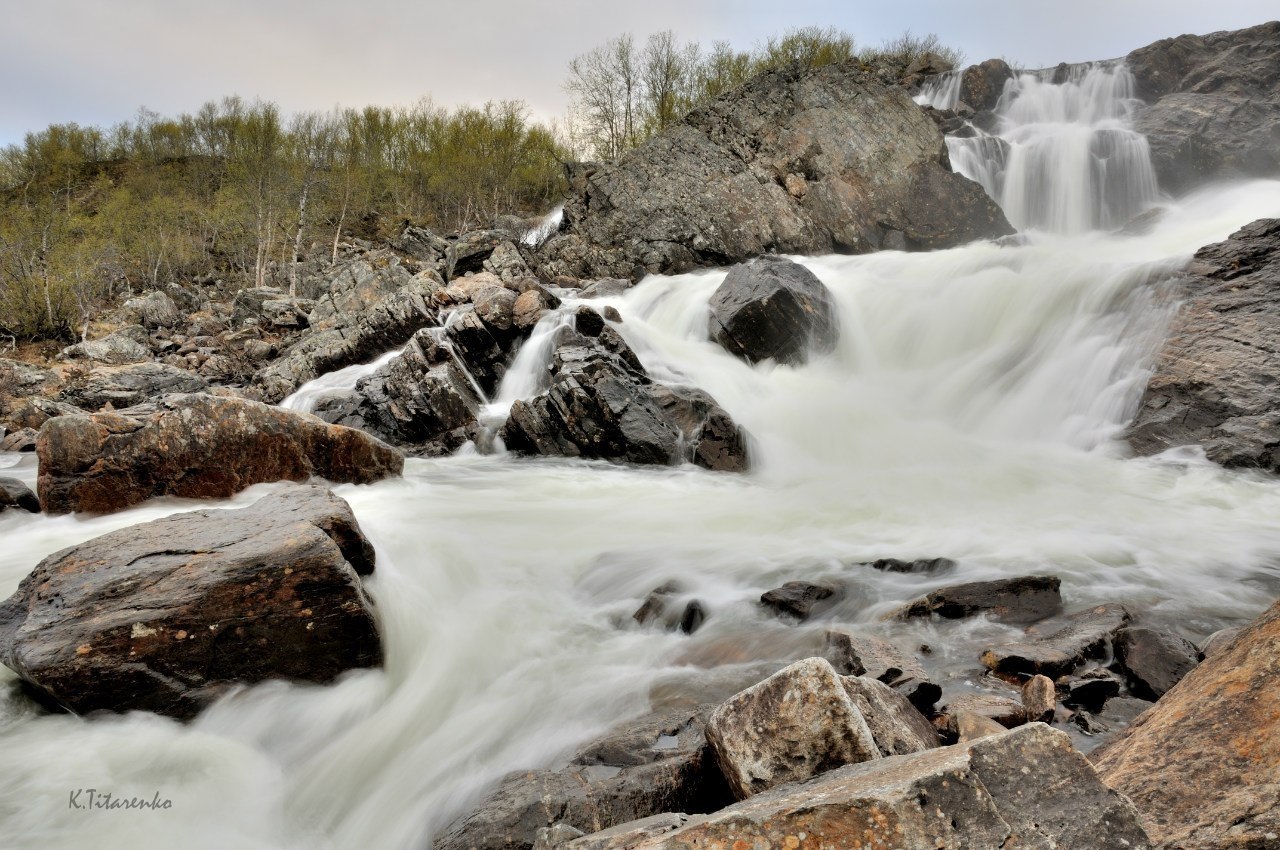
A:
[1093,598,1280,849]
[36,393,402,514]
[57,362,209,411]
[434,706,734,850]
[0,485,381,719]
[316,329,481,456]
[535,60,1012,280]
[254,272,445,403]
[1127,22,1280,193]
[894,575,1062,624]
[502,324,749,472]
[58,326,151,365]
[580,725,1149,850]
[704,658,881,799]
[707,257,839,366]
[1128,219,1280,469]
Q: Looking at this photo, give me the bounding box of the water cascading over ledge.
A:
[920,63,1161,233]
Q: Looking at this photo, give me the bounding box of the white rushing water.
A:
[2,65,1280,850]
[280,350,403,414]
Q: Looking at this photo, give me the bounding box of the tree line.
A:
[564,26,965,161]
[0,99,566,341]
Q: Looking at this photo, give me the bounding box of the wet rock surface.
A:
[759,581,839,621]
[37,393,402,514]
[1128,219,1280,470]
[1112,626,1199,701]
[981,603,1131,679]
[895,575,1062,624]
[535,60,1012,280]
[1093,598,1280,849]
[0,485,381,719]
[706,257,839,366]
[0,477,40,513]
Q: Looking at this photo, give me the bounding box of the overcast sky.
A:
[3,0,1276,146]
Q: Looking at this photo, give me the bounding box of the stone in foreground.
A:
[707,257,839,366]
[584,725,1150,850]
[1093,598,1280,850]
[705,657,880,799]
[0,485,381,719]
[37,393,403,514]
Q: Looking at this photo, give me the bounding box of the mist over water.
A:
[3,65,1280,850]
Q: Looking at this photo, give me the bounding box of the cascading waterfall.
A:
[943,62,1160,233]
[1,59,1280,850]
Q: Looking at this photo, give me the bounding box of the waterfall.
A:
[520,204,564,247]
[914,69,962,109]
[945,63,1161,233]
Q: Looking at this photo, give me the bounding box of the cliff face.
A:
[536,61,1013,281]
[1127,21,1280,193]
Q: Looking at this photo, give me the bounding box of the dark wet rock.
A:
[434,705,734,850]
[316,329,481,457]
[1021,674,1057,723]
[594,724,1149,850]
[1128,22,1280,194]
[0,477,39,513]
[445,305,514,396]
[1112,626,1199,701]
[57,363,209,412]
[123,290,183,329]
[823,628,941,713]
[894,575,1062,624]
[502,326,749,472]
[535,61,1012,280]
[574,306,607,338]
[1073,696,1152,738]
[1063,668,1124,711]
[1093,597,1280,849]
[1199,626,1241,660]
[705,657,881,799]
[632,584,706,635]
[759,581,839,621]
[1128,219,1280,470]
[840,675,938,756]
[254,273,444,404]
[706,256,839,366]
[37,393,402,515]
[865,556,956,573]
[59,326,151,365]
[446,230,508,280]
[960,58,1015,112]
[981,603,1132,679]
[0,485,381,719]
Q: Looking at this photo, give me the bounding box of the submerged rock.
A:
[502,326,749,472]
[0,485,381,719]
[1128,219,1280,470]
[535,60,1012,280]
[37,393,402,514]
[707,257,839,366]
[1093,598,1280,849]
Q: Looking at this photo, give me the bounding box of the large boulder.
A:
[36,393,402,514]
[0,485,380,719]
[535,61,1012,280]
[894,575,1063,624]
[254,272,445,403]
[1093,598,1280,849]
[316,328,481,456]
[1128,219,1280,469]
[706,257,839,366]
[960,58,1015,112]
[57,362,208,411]
[58,326,151,365]
[1127,22,1280,194]
[704,657,882,799]
[502,325,749,472]
[434,706,734,850]
[123,289,183,330]
[583,724,1149,850]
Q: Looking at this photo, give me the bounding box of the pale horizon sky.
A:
[2,0,1276,147]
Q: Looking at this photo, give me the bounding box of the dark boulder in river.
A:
[1128,219,1280,470]
[502,325,749,472]
[707,257,840,366]
[37,393,403,514]
[1128,21,1280,194]
[0,485,381,719]
[534,60,1013,280]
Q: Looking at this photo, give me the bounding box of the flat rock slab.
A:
[1093,598,1280,849]
[602,725,1150,850]
[37,392,403,514]
[0,485,381,719]
[982,603,1131,679]
[895,575,1062,624]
